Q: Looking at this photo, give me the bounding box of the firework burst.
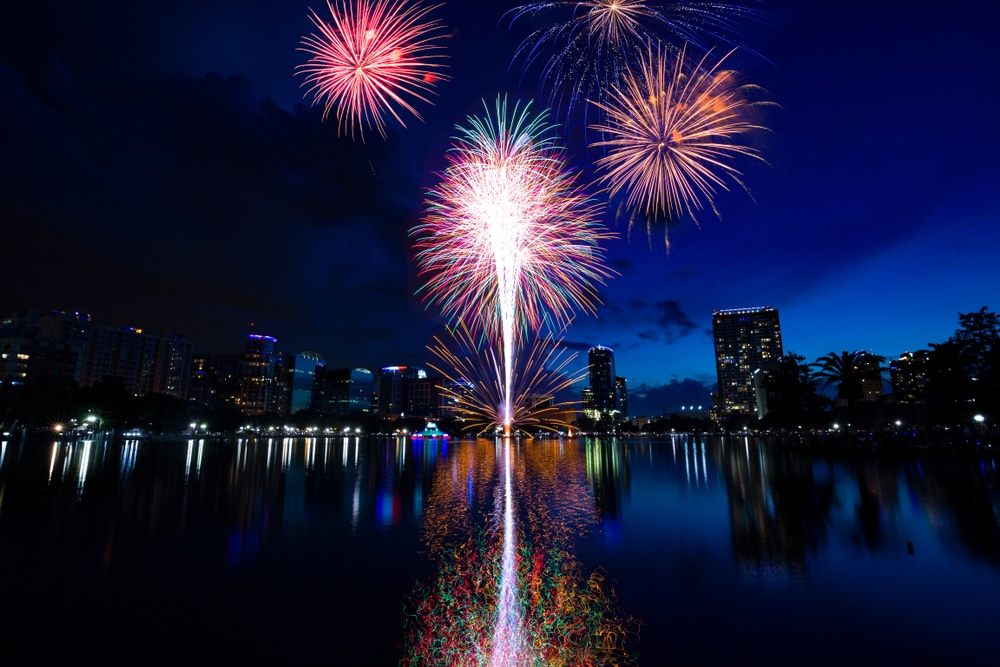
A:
[412,96,613,430]
[507,0,765,118]
[413,96,612,340]
[428,323,584,437]
[296,0,449,140]
[590,44,772,248]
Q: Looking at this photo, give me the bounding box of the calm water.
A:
[1,435,998,665]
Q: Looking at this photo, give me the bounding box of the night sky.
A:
[3,0,998,416]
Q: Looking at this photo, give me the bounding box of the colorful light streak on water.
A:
[491,439,524,665]
[401,439,638,665]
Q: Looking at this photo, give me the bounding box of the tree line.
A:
[754,306,999,433]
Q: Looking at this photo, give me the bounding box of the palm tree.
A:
[812,350,885,427]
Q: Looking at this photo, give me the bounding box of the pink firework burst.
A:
[296,0,450,140]
[412,96,614,342]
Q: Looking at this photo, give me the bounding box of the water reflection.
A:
[401,438,638,666]
[0,434,998,664]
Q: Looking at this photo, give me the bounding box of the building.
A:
[0,310,92,386]
[316,367,374,417]
[615,376,629,420]
[237,334,281,416]
[587,346,619,422]
[287,351,325,415]
[856,354,886,401]
[377,366,423,417]
[890,351,930,403]
[581,387,598,421]
[713,306,783,418]
[80,325,193,399]
[408,374,445,418]
[189,353,243,410]
[0,310,192,399]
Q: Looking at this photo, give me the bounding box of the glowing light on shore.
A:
[296,0,450,140]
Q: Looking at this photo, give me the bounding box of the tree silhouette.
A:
[926,306,1000,428]
[812,350,884,427]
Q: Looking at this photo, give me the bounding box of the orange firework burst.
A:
[296,0,449,140]
[590,44,772,248]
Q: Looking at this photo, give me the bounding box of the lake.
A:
[1,434,997,665]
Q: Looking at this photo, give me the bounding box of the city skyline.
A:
[3,0,998,410]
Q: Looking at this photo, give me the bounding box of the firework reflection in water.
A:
[400,440,638,666]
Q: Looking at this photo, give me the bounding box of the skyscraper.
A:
[615,376,628,420]
[316,367,374,416]
[288,351,325,415]
[80,325,193,400]
[238,334,280,415]
[713,307,783,418]
[890,351,930,404]
[377,366,424,417]
[587,346,618,422]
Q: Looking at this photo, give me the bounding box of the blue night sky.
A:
[2,0,998,416]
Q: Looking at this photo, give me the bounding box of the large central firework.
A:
[411,97,612,433]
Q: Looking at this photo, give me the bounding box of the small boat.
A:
[411,421,450,439]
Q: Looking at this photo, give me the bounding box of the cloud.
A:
[655,300,699,342]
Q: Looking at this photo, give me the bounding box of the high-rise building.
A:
[890,351,930,404]
[587,346,618,422]
[408,374,445,417]
[581,387,598,420]
[189,353,243,410]
[288,351,325,414]
[377,366,423,417]
[615,376,628,420]
[1,310,92,387]
[80,325,193,399]
[315,367,374,416]
[713,306,783,418]
[856,354,885,401]
[238,334,280,415]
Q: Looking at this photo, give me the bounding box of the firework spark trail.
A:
[428,323,584,436]
[296,0,449,140]
[590,44,772,248]
[412,96,613,433]
[507,0,766,119]
[491,439,524,665]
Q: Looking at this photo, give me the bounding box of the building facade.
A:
[316,367,374,417]
[80,325,192,399]
[288,351,325,415]
[586,346,621,423]
[237,334,280,415]
[890,351,930,403]
[713,306,783,418]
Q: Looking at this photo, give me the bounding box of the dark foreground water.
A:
[1,434,998,665]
